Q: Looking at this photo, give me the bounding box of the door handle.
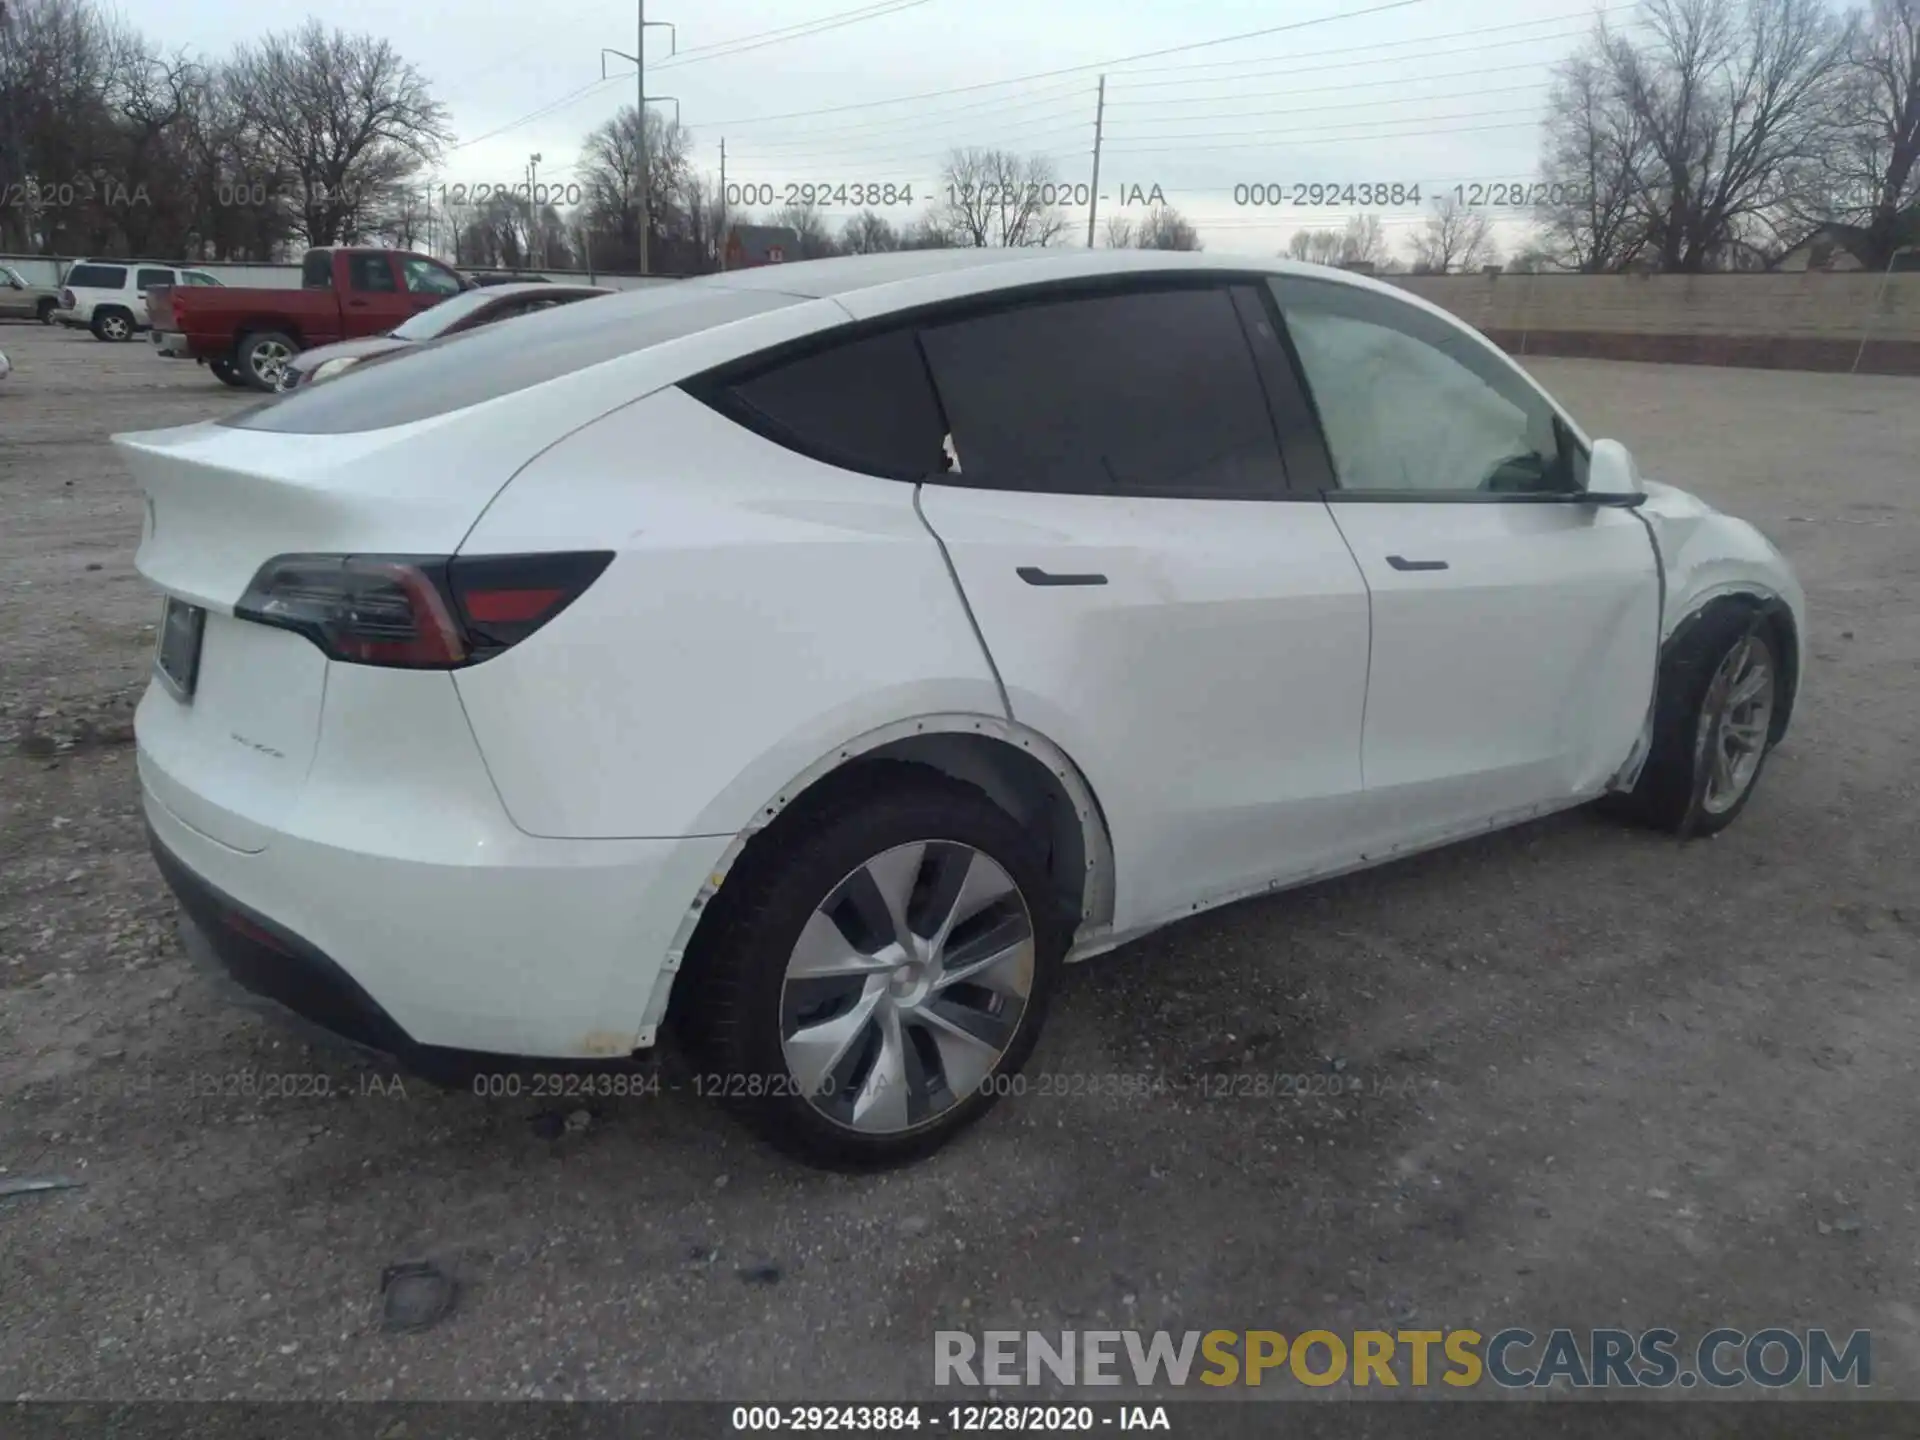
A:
[1017,566,1108,587]
[1386,555,1449,572]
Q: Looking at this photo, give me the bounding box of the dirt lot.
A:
[2,319,1917,1405]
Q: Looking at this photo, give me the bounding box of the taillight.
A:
[60,288,74,309]
[235,552,612,668]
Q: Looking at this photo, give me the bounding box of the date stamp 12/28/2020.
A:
[1233,180,1592,209]
[721,181,1172,210]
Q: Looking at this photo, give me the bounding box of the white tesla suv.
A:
[117,250,1806,1167]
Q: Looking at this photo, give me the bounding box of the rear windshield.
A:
[224,282,797,434]
[66,264,126,289]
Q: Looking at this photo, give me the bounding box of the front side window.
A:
[917,285,1289,499]
[694,326,947,480]
[401,256,463,295]
[348,253,397,292]
[1272,277,1581,496]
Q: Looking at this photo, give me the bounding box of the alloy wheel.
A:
[779,840,1035,1135]
[101,313,130,340]
[1697,631,1776,815]
[250,339,293,386]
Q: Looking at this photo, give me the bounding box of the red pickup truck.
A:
[149,246,470,391]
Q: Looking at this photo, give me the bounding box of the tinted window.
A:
[65,264,126,289]
[136,268,174,291]
[182,271,222,286]
[700,327,946,480]
[302,252,333,288]
[1272,277,1581,495]
[919,286,1287,498]
[349,254,397,292]
[226,283,799,434]
[389,287,497,340]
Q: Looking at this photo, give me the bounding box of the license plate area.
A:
[155,597,206,701]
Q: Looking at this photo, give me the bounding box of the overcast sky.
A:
[119,0,1631,261]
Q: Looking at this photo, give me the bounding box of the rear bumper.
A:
[137,695,732,1061]
[151,330,191,358]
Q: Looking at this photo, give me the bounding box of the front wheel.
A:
[1608,602,1781,837]
[237,331,296,391]
[92,308,133,342]
[676,766,1066,1168]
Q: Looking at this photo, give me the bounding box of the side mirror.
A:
[1584,438,1648,508]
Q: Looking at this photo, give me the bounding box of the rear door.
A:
[133,266,175,326]
[342,252,413,336]
[912,282,1375,931]
[1269,275,1660,842]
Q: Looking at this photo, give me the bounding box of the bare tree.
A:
[1538,52,1657,270]
[1101,213,1136,248]
[226,21,450,246]
[578,105,692,272]
[1820,0,1920,267]
[1285,227,1345,263]
[1285,215,1386,265]
[1134,204,1203,250]
[1412,195,1500,272]
[1339,213,1388,265]
[931,148,1069,247]
[842,208,901,253]
[767,201,840,259]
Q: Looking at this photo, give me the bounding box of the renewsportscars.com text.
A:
[934,1327,1871,1390]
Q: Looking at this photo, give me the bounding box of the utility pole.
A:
[527,152,542,270]
[1086,75,1107,249]
[601,12,674,275]
[718,138,727,271]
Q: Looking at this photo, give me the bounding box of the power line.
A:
[449,76,621,151]
[1103,81,1548,130]
[1101,118,1537,154]
[652,0,940,70]
[712,84,1096,151]
[691,0,1433,130]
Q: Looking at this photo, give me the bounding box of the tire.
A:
[1607,601,1782,837]
[675,762,1067,1169]
[209,359,250,389]
[36,298,56,325]
[237,331,296,392]
[92,308,134,342]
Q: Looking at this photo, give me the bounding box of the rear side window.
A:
[349,254,397,292]
[918,286,1289,499]
[692,327,946,480]
[136,268,174,291]
[65,264,126,289]
[226,283,801,434]
[182,271,222,287]
[302,252,333,288]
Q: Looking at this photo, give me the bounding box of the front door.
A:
[1271,274,1660,844]
[343,252,414,336]
[913,282,1375,931]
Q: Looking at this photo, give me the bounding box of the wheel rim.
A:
[251,340,292,384]
[1697,632,1776,815]
[779,840,1035,1136]
[103,314,129,339]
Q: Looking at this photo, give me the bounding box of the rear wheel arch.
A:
[645,716,1117,1046]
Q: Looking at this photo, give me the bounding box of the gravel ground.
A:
[1,320,1917,1404]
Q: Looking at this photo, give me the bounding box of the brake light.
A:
[235,552,612,668]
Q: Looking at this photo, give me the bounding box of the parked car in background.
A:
[115,250,1806,1167]
[55,260,224,341]
[148,246,469,391]
[466,272,553,287]
[0,263,62,324]
[278,282,611,391]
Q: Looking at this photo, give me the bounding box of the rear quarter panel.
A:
[452,385,1007,840]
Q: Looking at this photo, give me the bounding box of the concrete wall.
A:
[0,255,679,293]
[1385,271,1920,376]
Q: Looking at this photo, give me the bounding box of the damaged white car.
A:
[116,250,1805,1167]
